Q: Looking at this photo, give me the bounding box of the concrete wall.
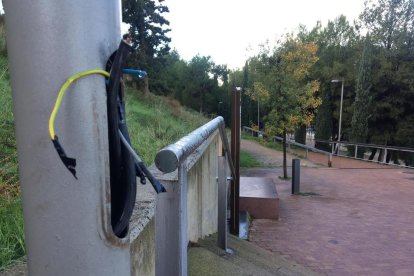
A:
[130,218,156,276]
[187,132,219,242]
[130,174,157,276]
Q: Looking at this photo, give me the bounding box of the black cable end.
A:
[52,136,78,180]
[138,162,166,194]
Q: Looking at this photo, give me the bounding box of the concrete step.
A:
[188,234,319,276]
[240,177,279,219]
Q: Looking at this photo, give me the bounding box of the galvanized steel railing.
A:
[155,116,236,178]
[315,139,414,169]
[242,126,414,169]
[242,126,333,166]
[154,116,234,276]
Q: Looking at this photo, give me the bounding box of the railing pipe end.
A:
[155,149,179,173]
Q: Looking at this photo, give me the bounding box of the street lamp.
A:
[257,98,260,131]
[331,79,344,150]
[218,101,223,116]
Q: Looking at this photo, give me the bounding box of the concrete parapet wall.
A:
[187,131,219,242]
[130,218,156,276]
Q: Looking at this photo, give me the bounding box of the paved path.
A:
[242,139,414,275]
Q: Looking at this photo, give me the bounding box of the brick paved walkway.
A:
[242,140,414,275]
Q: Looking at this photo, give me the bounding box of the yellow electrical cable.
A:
[48,69,110,140]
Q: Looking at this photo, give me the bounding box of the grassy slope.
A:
[0,53,25,269]
[0,80,207,268]
[125,90,208,164]
[240,150,261,167]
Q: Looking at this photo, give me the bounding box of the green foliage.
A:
[122,0,171,91]
[125,89,208,165]
[241,132,284,151]
[0,198,25,269]
[240,61,252,128]
[350,35,373,158]
[0,38,19,198]
[314,87,333,151]
[311,15,360,145]
[261,37,321,135]
[240,151,261,168]
[294,125,306,145]
[359,0,414,156]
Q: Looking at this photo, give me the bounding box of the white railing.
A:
[154,117,234,276]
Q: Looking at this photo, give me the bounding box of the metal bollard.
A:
[292,159,300,195]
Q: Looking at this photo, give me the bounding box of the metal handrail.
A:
[315,139,414,153]
[242,126,334,166]
[243,126,414,168]
[242,126,332,156]
[155,116,236,178]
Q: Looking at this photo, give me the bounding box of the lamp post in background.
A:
[257,98,260,131]
[331,79,344,152]
[218,101,223,116]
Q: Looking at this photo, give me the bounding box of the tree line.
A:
[123,0,414,166]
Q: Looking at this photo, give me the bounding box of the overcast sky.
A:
[163,0,366,70]
[1,1,366,70]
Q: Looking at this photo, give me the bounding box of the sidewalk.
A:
[241,139,414,275]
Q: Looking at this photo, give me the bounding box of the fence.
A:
[242,126,414,169]
[315,139,414,169]
[154,116,235,276]
[242,126,333,166]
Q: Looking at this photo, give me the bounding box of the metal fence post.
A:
[230,88,240,235]
[217,156,227,250]
[382,149,388,163]
[355,145,358,159]
[292,159,300,194]
[155,165,188,276]
[328,153,333,167]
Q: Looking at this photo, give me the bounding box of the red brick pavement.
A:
[242,141,414,275]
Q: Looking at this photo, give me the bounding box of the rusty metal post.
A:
[230,88,240,235]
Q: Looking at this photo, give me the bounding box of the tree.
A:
[360,0,414,157]
[122,0,171,92]
[263,37,321,178]
[350,35,373,158]
[246,81,270,131]
[240,61,252,128]
[182,55,215,113]
[311,16,360,150]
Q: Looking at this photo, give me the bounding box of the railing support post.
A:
[217,156,227,250]
[292,159,300,195]
[230,88,240,235]
[155,165,188,276]
[382,148,388,163]
[355,145,358,159]
[328,153,333,167]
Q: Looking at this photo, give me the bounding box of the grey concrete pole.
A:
[4,1,131,275]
